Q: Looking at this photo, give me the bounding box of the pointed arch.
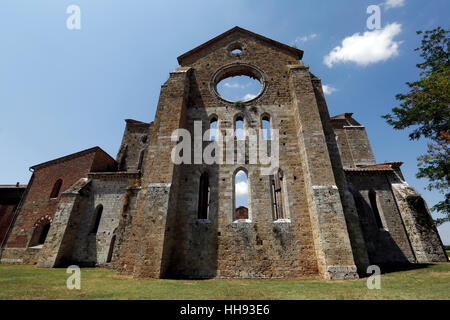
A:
[234,114,245,140]
[29,215,53,247]
[270,168,288,220]
[209,115,218,141]
[38,224,50,245]
[261,113,271,140]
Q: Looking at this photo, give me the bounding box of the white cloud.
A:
[242,93,256,101]
[224,82,241,88]
[324,23,402,68]
[224,82,253,89]
[293,33,317,45]
[235,170,247,179]
[235,181,248,196]
[385,0,405,9]
[322,84,337,95]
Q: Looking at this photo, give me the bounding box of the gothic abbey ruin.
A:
[0,27,447,280]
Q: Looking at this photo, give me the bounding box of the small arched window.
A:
[209,117,218,141]
[29,217,52,247]
[235,116,244,140]
[262,115,271,140]
[50,179,63,199]
[198,172,210,219]
[369,190,383,229]
[90,204,103,234]
[38,223,51,245]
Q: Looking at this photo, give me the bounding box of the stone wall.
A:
[37,178,91,267]
[4,149,108,249]
[346,170,416,264]
[112,66,193,278]
[166,98,320,278]
[0,247,41,264]
[388,173,448,262]
[116,120,151,172]
[70,173,139,266]
[114,28,361,280]
[313,80,370,275]
[331,114,376,168]
[3,147,115,267]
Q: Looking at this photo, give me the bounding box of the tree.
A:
[382,27,450,226]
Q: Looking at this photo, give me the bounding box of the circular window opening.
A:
[229,43,244,56]
[212,64,266,103]
[231,48,242,55]
[216,75,261,102]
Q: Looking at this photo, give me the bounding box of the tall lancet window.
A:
[209,116,218,141]
[235,116,244,140]
[262,115,271,140]
[198,171,210,219]
[270,169,286,220]
[234,169,249,220]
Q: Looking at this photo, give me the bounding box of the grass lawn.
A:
[0,263,449,300]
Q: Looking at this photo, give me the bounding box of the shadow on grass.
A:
[147,264,438,280]
[358,263,435,278]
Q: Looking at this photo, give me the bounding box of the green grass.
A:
[0,263,449,300]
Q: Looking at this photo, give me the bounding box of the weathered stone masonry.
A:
[1,27,447,279]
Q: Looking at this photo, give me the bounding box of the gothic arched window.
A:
[262,115,271,140]
[270,169,286,220]
[209,116,218,141]
[234,169,249,220]
[235,116,244,140]
[198,172,210,219]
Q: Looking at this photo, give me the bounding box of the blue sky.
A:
[216,75,261,101]
[0,0,448,243]
[235,170,248,209]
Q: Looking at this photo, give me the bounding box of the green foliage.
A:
[382,27,450,225]
[233,100,244,108]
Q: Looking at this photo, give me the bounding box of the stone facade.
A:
[0,147,115,264]
[1,27,447,279]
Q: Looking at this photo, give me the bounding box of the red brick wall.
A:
[5,149,114,248]
[235,206,248,220]
[0,204,18,245]
[92,150,117,172]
